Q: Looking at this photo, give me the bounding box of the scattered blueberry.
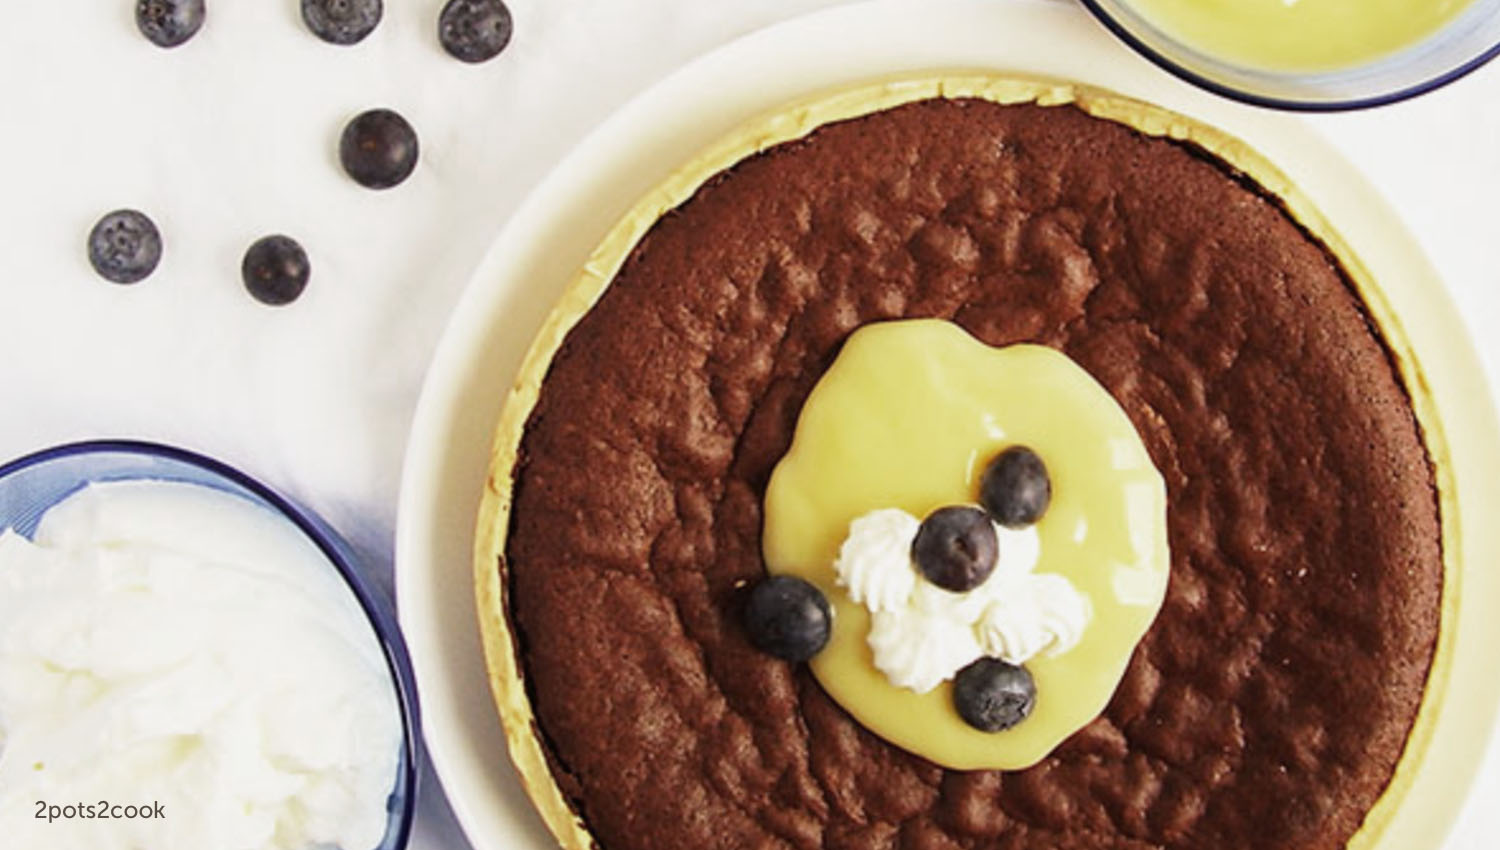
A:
[911,506,998,593]
[980,446,1052,528]
[136,0,206,48]
[953,658,1036,732]
[87,210,162,284]
[301,0,382,46]
[339,109,419,189]
[241,235,310,306]
[744,576,832,662]
[438,0,513,64]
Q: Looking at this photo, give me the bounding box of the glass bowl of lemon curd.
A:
[1079,0,1500,109]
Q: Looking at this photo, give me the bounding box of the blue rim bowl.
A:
[1078,0,1500,111]
[0,439,421,850]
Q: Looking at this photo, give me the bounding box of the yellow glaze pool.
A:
[762,320,1170,771]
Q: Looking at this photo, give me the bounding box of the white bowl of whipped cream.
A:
[0,440,418,850]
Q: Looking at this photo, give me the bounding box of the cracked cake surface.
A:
[497,96,1442,850]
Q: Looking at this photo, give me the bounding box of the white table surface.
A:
[1,1,1496,848]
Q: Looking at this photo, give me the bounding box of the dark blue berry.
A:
[339,109,419,189]
[88,209,162,284]
[438,0,513,64]
[912,506,997,592]
[302,0,382,46]
[744,576,831,662]
[136,0,205,48]
[953,658,1036,732]
[980,446,1051,528]
[242,235,310,306]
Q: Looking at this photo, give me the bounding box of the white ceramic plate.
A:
[394,1,1500,848]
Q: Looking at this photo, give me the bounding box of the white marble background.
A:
[0,1,1495,848]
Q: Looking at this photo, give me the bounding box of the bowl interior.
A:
[0,440,419,850]
[1080,0,1500,109]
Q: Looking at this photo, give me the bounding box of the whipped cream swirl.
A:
[835,508,1091,693]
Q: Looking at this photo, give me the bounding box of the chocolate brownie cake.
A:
[477,78,1443,850]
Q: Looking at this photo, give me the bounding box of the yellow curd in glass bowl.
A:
[1126,0,1477,72]
[1081,0,1500,107]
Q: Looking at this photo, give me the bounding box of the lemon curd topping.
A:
[762,319,1170,771]
[1124,0,1478,73]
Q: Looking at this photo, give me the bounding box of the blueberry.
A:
[302,0,382,46]
[953,658,1036,732]
[980,446,1051,528]
[438,0,513,64]
[339,109,419,189]
[744,576,831,662]
[911,506,997,592]
[135,0,205,48]
[87,209,162,284]
[241,235,310,306]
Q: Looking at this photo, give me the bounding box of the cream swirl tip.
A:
[832,507,1091,694]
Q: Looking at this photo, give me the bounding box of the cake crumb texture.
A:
[506,99,1442,850]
